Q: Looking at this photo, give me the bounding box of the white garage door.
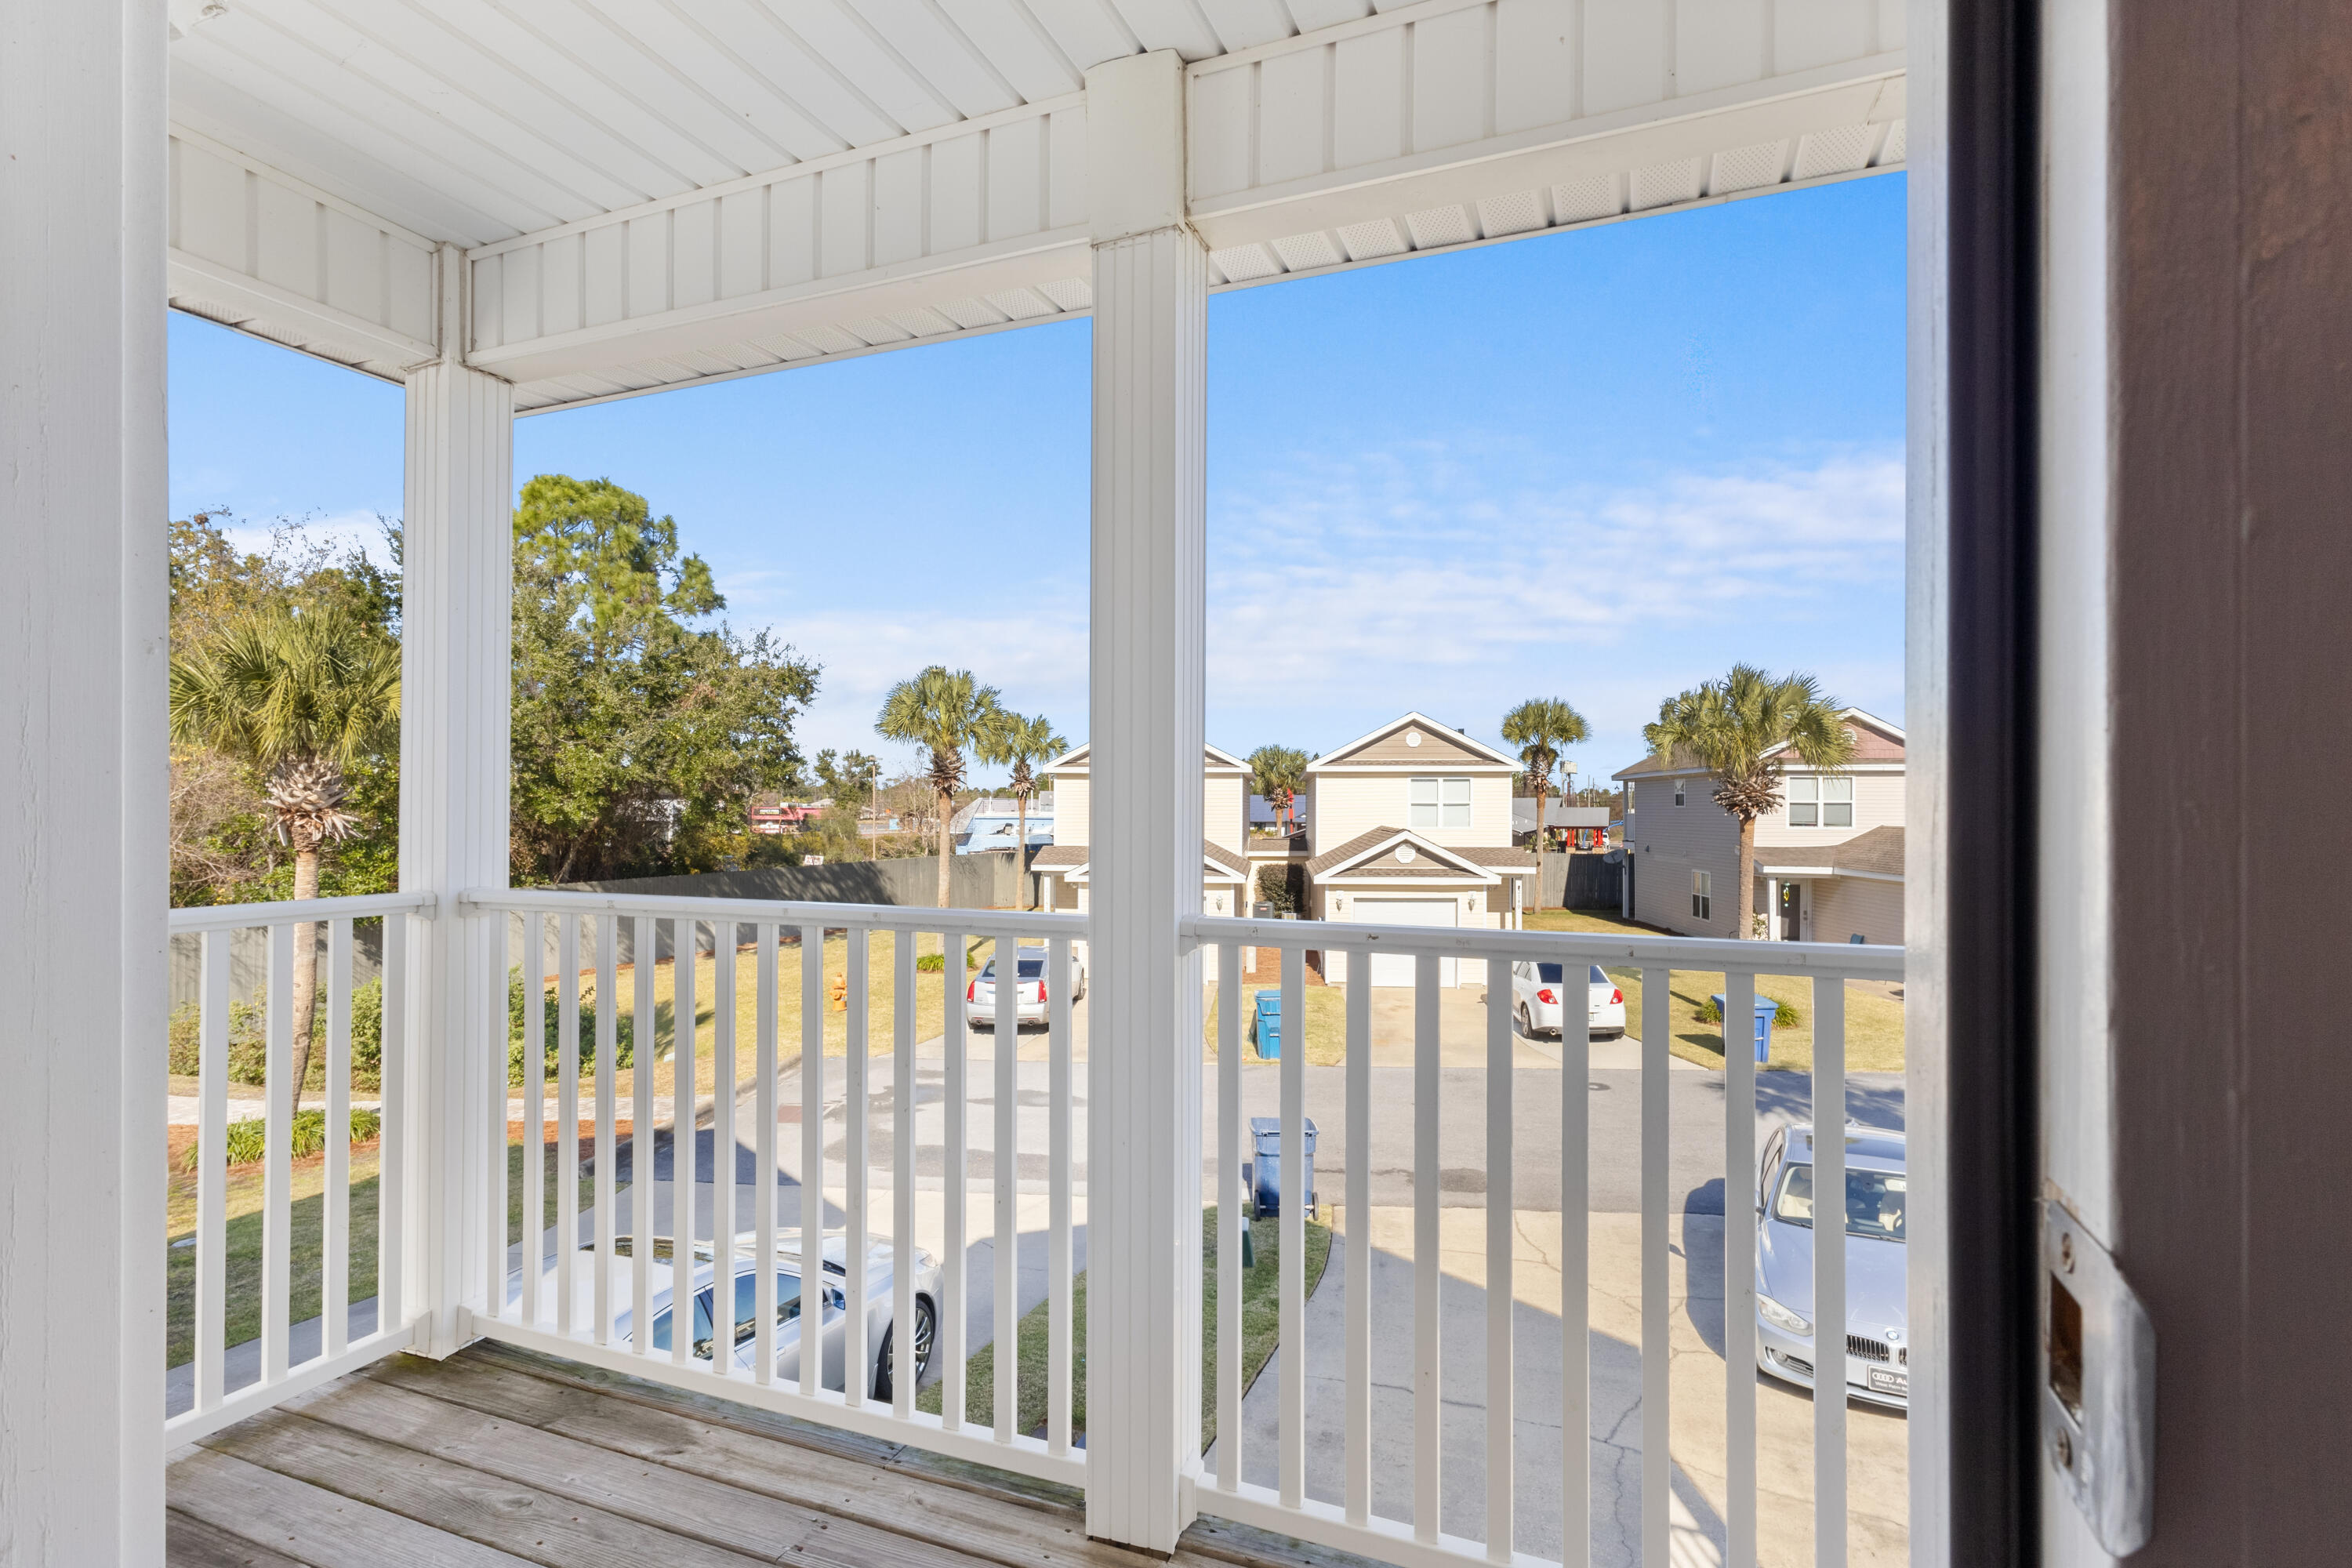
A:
[1356,898,1459,987]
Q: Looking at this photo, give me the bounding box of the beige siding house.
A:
[1613,708,1906,945]
[1301,713,1537,986]
[1030,742,1251,916]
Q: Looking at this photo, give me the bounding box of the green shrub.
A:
[166,997,270,1087]
[1697,996,1802,1029]
[169,978,387,1092]
[913,943,982,974]
[506,967,645,1087]
[190,1106,383,1172]
[1255,862,1308,917]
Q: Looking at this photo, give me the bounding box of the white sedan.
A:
[1508,960,1628,1040]
[969,945,1083,1029]
[521,1234,938,1399]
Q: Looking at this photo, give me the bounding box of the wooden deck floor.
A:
[167,1341,1365,1568]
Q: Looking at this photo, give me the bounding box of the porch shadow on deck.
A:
[165,1340,1378,1568]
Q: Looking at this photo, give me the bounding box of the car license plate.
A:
[1867,1368,1908,1396]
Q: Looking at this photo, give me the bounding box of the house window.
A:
[1823,775,1854,826]
[1786,775,1855,827]
[1692,870,1712,920]
[1673,779,1687,807]
[1787,775,1817,826]
[1410,777,1471,829]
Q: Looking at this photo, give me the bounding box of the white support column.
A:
[399,245,515,1357]
[0,3,169,1559]
[1083,49,1205,1555]
[1764,877,1781,940]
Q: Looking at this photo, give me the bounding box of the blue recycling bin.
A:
[1248,1116,1318,1218]
[1252,990,1283,1058]
[1710,993,1777,1064]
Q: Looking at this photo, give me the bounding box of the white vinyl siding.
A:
[1310,771,1511,853]
[1205,774,1247,853]
[1051,775,1090,846]
[1807,876,1905,946]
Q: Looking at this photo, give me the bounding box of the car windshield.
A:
[1771,1162,1907,1242]
[1532,964,1612,985]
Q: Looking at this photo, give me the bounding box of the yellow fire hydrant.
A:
[828,971,848,1012]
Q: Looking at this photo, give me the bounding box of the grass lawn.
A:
[559,929,1014,1099]
[166,1127,608,1371]
[919,1204,1331,1450]
[1202,983,1349,1067]
[165,1138,381,1370]
[1522,908,1906,1073]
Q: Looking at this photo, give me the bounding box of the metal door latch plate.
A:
[2042,1199,2156,1555]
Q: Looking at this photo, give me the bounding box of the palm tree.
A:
[170,602,401,1115]
[1247,745,1310,833]
[1501,698,1590,911]
[877,666,1007,908]
[979,713,1069,909]
[1642,665,1855,939]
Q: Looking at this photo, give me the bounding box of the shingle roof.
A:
[1756,826,1904,878]
[1305,827,1536,878]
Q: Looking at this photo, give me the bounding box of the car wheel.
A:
[1515,1004,1530,1036]
[872,1294,938,1402]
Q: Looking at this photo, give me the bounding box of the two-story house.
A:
[1611,707,1905,944]
[1300,713,1537,986]
[1029,742,1252,916]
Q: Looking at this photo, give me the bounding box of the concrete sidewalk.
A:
[1210,1207,1909,1568]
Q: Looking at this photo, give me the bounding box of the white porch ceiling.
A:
[165,0,1905,409]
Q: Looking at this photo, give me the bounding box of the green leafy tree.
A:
[875,667,1005,907]
[979,713,1069,909]
[170,601,401,1115]
[1501,698,1590,909]
[1247,745,1310,833]
[508,476,818,883]
[1642,665,1856,938]
[814,748,884,859]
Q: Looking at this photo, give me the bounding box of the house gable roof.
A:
[1613,707,1906,781]
[1045,742,1248,776]
[1306,713,1519,772]
[1305,826,1535,881]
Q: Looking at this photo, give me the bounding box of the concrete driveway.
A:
[1207,1208,1909,1567]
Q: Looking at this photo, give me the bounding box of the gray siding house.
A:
[1612,708,1906,945]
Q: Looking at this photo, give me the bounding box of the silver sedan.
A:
[523,1233,939,1399]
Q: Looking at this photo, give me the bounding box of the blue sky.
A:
[169,172,1904,793]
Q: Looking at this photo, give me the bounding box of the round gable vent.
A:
[1396,844,1417,863]
[1404,728,1422,746]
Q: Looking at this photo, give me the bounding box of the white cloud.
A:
[741,446,1904,779]
[1206,447,1903,689]
[757,605,1087,772]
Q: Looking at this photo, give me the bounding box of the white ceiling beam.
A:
[166,126,441,378]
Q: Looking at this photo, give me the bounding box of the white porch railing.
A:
[162,890,1903,1568]
[459,887,1089,1488]
[165,890,433,1443]
[1183,915,1905,1568]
